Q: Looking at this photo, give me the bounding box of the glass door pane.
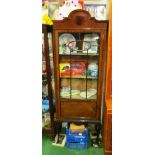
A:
[71,60,86,99]
[86,58,99,99]
[58,32,100,100]
[71,79,86,99]
[59,62,71,99]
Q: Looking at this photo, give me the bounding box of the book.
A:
[59,61,86,77]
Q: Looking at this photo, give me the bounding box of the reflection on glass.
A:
[60,78,70,99]
[42,33,46,73]
[48,33,53,57]
[87,79,97,99]
[42,33,45,61]
[71,79,86,99]
[42,74,48,98]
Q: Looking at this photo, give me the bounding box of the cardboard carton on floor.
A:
[52,134,66,147]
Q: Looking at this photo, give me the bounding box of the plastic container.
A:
[66,134,88,143]
[66,142,88,150]
[66,123,88,149]
[66,127,88,136]
[66,128,88,143]
[66,123,88,145]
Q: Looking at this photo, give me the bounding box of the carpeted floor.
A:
[42,136,104,155]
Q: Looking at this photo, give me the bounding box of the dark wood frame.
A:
[52,10,108,123]
[42,24,55,136]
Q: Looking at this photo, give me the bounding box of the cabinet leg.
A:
[94,123,102,147]
[55,122,62,143]
[96,123,101,143]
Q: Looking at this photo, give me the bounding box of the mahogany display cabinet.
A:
[52,10,108,124]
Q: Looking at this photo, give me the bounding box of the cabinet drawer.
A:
[60,101,97,119]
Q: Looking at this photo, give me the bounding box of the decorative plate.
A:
[80,89,97,99]
[59,33,76,54]
[60,89,80,97]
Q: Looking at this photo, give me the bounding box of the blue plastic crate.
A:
[66,142,88,150]
[66,128,88,136]
[66,128,88,143]
[66,134,88,143]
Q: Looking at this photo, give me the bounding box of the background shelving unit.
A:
[42,25,55,137]
[48,0,109,20]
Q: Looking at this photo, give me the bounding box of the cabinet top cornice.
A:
[53,10,108,30]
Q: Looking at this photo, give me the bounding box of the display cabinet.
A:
[53,10,108,123]
[42,25,55,136]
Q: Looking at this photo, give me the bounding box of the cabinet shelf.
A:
[60,76,98,79]
[59,53,99,56]
[60,94,97,100]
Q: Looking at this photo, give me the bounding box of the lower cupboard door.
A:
[60,101,97,119]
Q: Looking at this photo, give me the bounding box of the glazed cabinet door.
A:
[54,29,106,121]
[59,32,100,100]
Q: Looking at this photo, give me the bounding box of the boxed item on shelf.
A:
[59,61,86,77]
[82,33,99,54]
[71,61,86,77]
[59,63,70,77]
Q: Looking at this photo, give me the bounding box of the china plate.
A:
[59,33,76,54]
[80,89,97,98]
[60,89,80,97]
